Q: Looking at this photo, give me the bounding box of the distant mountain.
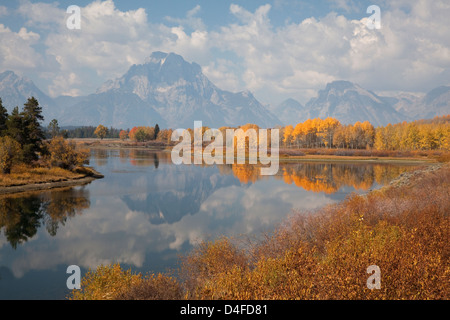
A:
[379,92,423,117]
[0,65,448,130]
[304,81,407,126]
[377,87,450,120]
[0,53,280,129]
[417,86,450,119]
[91,51,280,129]
[268,98,305,125]
[58,91,167,129]
[0,71,58,120]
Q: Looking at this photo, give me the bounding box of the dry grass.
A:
[280,148,450,162]
[0,163,84,187]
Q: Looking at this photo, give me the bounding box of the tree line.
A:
[63,125,121,139]
[280,116,450,150]
[147,116,449,151]
[0,97,88,174]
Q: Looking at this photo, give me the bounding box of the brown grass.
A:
[280,148,450,162]
[0,163,84,187]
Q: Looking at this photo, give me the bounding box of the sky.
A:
[0,0,449,105]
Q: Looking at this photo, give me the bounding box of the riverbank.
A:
[69,162,449,300]
[71,138,445,164]
[0,165,103,195]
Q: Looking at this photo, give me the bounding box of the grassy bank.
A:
[0,164,102,195]
[69,162,449,300]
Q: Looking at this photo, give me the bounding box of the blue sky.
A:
[1,0,449,105]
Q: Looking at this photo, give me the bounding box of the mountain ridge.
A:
[0,53,448,129]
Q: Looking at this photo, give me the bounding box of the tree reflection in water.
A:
[220,162,418,193]
[122,149,416,193]
[0,187,90,248]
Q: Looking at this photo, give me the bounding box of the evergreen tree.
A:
[21,97,45,162]
[0,98,8,136]
[48,119,60,138]
[6,107,25,145]
[154,123,160,140]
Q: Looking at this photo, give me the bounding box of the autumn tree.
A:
[318,117,341,148]
[283,125,294,147]
[119,130,128,141]
[129,126,155,142]
[156,129,173,143]
[0,136,21,174]
[333,124,347,148]
[46,136,89,170]
[94,124,108,140]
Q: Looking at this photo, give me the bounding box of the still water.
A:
[0,148,423,299]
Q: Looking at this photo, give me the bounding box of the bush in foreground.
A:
[45,136,89,170]
[68,264,182,300]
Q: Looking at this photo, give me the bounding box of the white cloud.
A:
[208,2,450,103]
[17,0,65,28]
[2,0,449,103]
[0,24,41,70]
[202,59,241,92]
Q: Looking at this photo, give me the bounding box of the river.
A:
[0,148,424,299]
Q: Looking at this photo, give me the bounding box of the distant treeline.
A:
[61,126,122,139]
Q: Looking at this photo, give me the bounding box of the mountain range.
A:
[0,52,448,129]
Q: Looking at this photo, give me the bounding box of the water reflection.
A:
[0,188,90,248]
[0,149,422,299]
[94,149,419,225]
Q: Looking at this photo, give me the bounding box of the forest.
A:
[114,115,450,152]
[280,116,450,150]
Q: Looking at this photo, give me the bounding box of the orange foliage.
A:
[180,164,449,300]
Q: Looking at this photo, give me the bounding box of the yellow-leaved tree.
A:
[0,136,21,174]
[94,124,109,140]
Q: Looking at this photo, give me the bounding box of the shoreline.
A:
[0,168,104,196]
[1,142,439,196]
[72,138,440,165]
[276,155,435,164]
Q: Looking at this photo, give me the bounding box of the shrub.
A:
[0,136,21,174]
[114,273,183,300]
[45,136,89,170]
[69,264,143,300]
[178,164,450,300]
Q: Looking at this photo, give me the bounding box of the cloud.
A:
[17,0,66,30]
[0,24,41,70]
[21,0,159,96]
[208,2,450,103]
[165,4,206,31]
[1,0,449,103]
[12,0,214,97]
[202,59,241,92]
